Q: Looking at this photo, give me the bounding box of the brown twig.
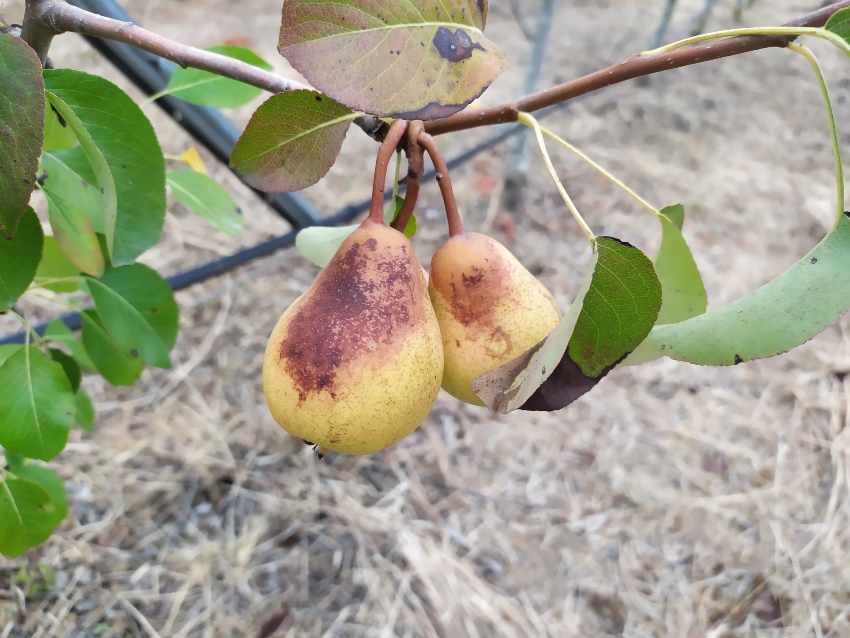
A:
[40,0,309,93]
[21,0,850,140]
[392,121,426,233]
[21,0,57,63]
[424,0,850,135]
[368,120,409,224]
[417,133,464,238]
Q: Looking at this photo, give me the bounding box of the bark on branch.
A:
[423,0,850,135]
[20,0,850,140]
[40,0,309,93]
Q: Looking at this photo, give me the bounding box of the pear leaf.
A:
[826,8,850,58]
[80,309,145,386]
[0,346,75,462]
[230,90,357,193]
[43,102,78,152]
[0,476,57,557]
[636,212,850,366]
[0,207,44,311]
[45,70,166,266]
[86,264,178,370]
[473,238,661,413]
[40,152,106,277]
[623,204,707,366]
[0,33,44,238]
[167,169,243,236]
[278,0,505,119]
[35,236,82,293]
[296,224,360,268]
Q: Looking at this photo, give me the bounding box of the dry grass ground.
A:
[2,0,850,636]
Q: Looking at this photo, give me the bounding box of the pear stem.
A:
[392,182,420,232]
[418,133,464,237]
[369,119,409,224]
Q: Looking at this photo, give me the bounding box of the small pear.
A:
[429,232,561,406]
[263,220,444,455]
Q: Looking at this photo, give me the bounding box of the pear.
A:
[429,232,561,406]
[263,219,444,455]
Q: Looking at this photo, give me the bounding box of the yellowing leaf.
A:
[278,0,506,119]
[180,147,208,174]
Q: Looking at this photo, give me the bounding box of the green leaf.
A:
[390,195,418,238]
[0,346,75,461]
[8,463,68,529]
[44,70,166,266]
[35,236,81,293]
[0,345,21,367]
[74,389,95,432]
[40,154,105,277]
[473,238,662,413]
[41,149,105,233]
[0,207,44,311]
[43,103,77,152]
[44,319,96,374]
[295,224,359,268]
[86,264,178,369]
[0,33,44,238]
[623,205,707,365]
[49,348,81,393]
[278,0,505,119]
[167,170,244,236]
[636,213,850,366]
[231,90,357,193]
[163,45,273,108]
[826,8,850,58]
[80,309,145,386]
[44,91,117,257]
[0,476,58,557]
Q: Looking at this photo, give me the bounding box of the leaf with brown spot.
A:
[0,33,44,238]
[230,90,357,193]
[278,0,506,119]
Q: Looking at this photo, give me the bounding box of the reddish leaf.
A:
[230,90,356,193]
[278,0,506,119]
[0,33,45,238]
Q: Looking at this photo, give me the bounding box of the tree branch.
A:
[40,0,310,93]
[424,0,850,136]
[21,0,57,64]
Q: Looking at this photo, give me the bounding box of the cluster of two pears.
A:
[262,217,561,456]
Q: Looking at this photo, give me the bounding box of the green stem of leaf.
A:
[517,112,595,243]
[538,126,660,217]
[8,309,40,346]
[642,26,850,58]
[787,42,845,224]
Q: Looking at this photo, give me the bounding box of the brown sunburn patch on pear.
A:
[277,227,427,404]
[430,233,515,333]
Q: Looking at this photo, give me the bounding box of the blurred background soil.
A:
[2,0,850,636]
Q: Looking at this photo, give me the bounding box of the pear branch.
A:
[392,121,426,233]
[423,0,850,136]
[36,0,309,93]
[417,134,464,238]
[369,120,409,224]
[20,0,850,141]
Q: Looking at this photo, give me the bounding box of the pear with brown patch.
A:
[263,219,444,455]
[429,232,561,406]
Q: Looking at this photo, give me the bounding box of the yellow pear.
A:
[429,232,561,406]
[263,220,444,455]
